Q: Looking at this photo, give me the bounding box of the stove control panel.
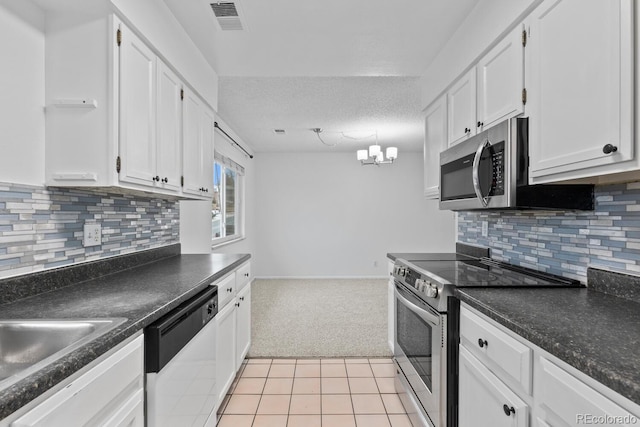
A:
[393,265,407,277]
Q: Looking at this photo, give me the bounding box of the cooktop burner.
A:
[409,259,576,287]
[393,255,583,312]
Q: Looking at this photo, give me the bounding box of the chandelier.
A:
[356,144,398,166]
[310,128,398,165]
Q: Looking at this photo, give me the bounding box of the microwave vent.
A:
[210,2,244,31]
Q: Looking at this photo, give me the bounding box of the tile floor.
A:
[217,358,412,427]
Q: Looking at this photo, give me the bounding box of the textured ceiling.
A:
[218,77,424,153]
[163,0,482,153]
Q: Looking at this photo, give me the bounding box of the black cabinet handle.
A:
[464,127,470,133]
[503,404,515,416]
[162,177,168,183]
[240,296,245,301]
[478,338,488,348]
[477,121,483,127]
[152,176,160,182]
[235,302,240,307]
[227,287,233,293]
[603,144,618,154]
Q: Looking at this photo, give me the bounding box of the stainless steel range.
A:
[391,249,582,427]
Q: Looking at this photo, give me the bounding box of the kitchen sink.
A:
[0,318,126,390]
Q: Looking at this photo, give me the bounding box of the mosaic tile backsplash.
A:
[0,182,179,278]
[458,182,640,283]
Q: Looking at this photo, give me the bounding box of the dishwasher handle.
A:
[145,285,218,373]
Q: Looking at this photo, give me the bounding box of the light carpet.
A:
[249,278,392,358]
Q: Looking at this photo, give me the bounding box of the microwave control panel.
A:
[491,142,505,196]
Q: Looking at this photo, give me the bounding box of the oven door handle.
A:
[394,284,440,326]
[472,138,491,207]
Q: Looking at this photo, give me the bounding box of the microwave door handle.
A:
[394,285,440,326]
[472,139,491,207]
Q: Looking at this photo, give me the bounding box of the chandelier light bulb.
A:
[357,150,368,161]
[369,145,381,157]
[386,147,398,160]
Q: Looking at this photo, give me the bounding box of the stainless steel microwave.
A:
[439,117,594,211]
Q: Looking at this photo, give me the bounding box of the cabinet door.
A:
[527,0,634,182]
[537,357,638,427]
[447,68,476,146]
[201,107,215,198]
[459,346,529,427]
[183,90,214,197]
[387,276,394,353]
[183,90,203,196]
[477,25,524,130]
[215,300,237,405]
[12,335,143,427]
[155,61,182,192]
[101,389,144,427]
[423,96,447,199]
[235,284,251,371]
[118,25,157,188]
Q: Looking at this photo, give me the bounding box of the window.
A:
[212,153,244,245]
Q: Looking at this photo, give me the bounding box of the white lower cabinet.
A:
[387,260,395,353]
[235,283,252,371]
[537,357,637,427]
[215,298,237,407]
[11,334,144,427]
[459,304,640,427]
[459,346,529,427]
[214,261,252,408]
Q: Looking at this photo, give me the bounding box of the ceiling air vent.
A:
[274,129,286,135]
[210,2,244,31]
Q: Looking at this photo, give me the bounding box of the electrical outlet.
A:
[482,221,488,237]
[83,223,102,247]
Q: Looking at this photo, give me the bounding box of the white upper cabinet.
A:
[155,62,183,192]
[182,89,214,198]
[447,68,477,146]
[423,95,447,198]
[44,11,214,200]
[118,27,157,189]
[477,25,525,131]
[526,0,634,183]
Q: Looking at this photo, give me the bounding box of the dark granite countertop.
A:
[456,287,640,405]
[0,252,250,420]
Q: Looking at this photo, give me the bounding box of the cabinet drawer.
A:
[12,335,143,427]
[537,357,637,427]
[460,306,532,394]
[236,262,251,291]
[459,345,529,427]
[216,272,236,309]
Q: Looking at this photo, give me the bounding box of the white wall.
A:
[420,0,540,109]
[253,152,456,278]
[0,0,45,185]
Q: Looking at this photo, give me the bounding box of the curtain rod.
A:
[214,122,254,159]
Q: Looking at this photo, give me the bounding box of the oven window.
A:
[396,299,433,392]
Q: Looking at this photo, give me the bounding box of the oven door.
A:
[394,281,446,427]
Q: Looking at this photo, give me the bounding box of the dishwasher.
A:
[145,285,218,427]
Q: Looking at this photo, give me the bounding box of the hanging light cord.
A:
[312,128,338,147]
